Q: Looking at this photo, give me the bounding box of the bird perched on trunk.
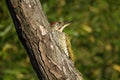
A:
[51,22,74,62]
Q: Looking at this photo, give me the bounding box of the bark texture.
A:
[6,0,83,80]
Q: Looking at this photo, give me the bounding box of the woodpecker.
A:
[51,22,71,32]
[51,22,74,62]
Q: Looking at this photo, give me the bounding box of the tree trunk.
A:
[6,0,83,80]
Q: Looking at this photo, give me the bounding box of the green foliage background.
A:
[0,0,120,80]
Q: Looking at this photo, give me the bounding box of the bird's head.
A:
[51,22,70,32]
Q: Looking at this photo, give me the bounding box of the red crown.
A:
[50,22,62,27]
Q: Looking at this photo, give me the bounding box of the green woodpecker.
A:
[51,22,74,62]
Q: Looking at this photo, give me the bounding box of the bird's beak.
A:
[64,22,71,28]
[59,22,71,32]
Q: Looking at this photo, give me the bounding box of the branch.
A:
[6,0,83,80]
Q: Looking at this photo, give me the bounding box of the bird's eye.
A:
[54,22,58,27]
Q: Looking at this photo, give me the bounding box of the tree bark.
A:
[6,0,83,80]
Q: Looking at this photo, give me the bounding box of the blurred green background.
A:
[0,0,120,80]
